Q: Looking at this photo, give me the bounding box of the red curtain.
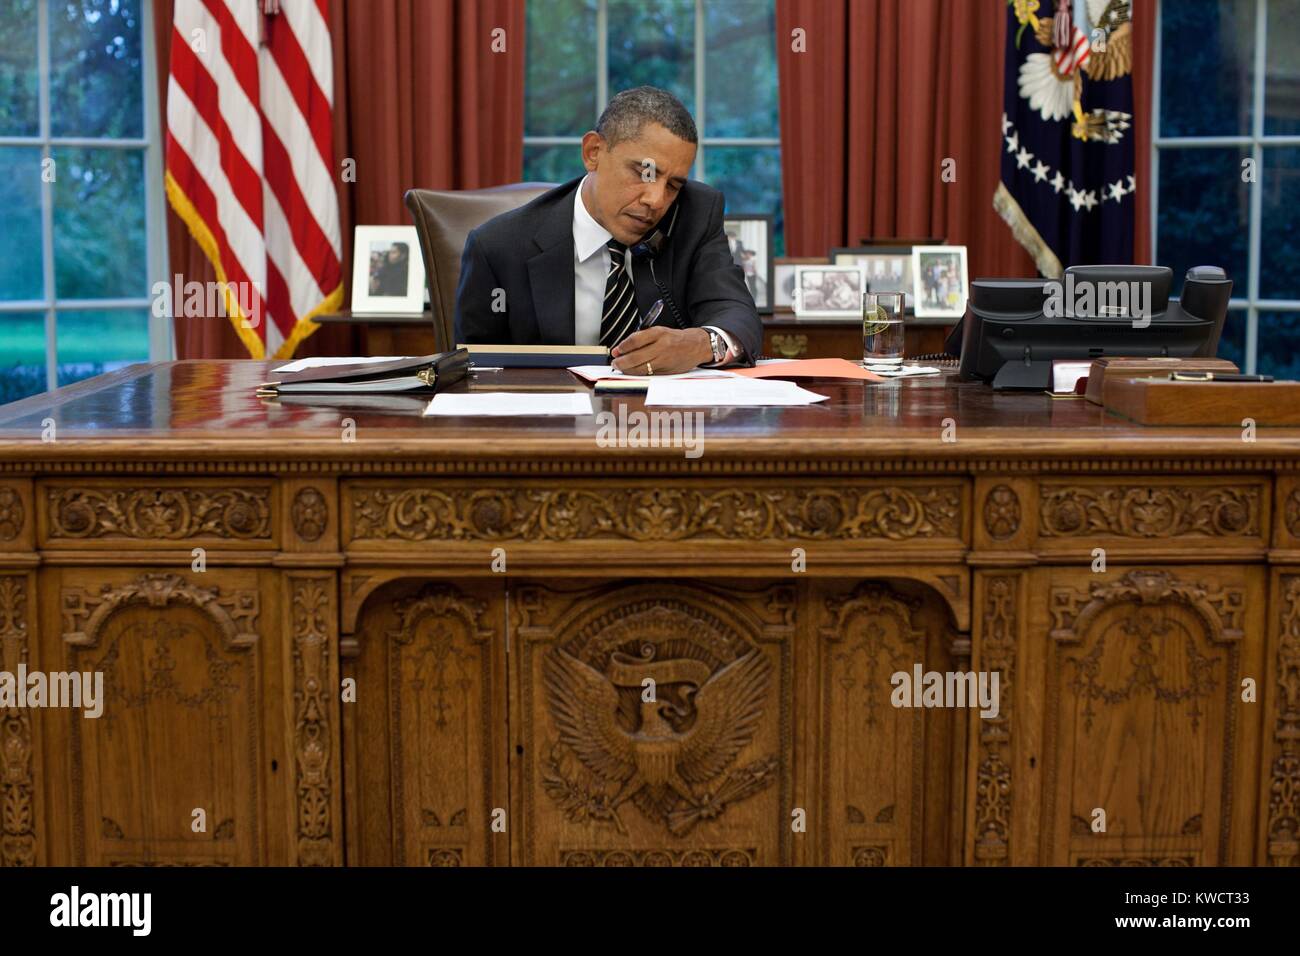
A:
[1133,0,1156,265]
[776,0,1157,278]
[154,0,526,359]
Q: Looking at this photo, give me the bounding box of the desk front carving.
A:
[0,361,1295,867]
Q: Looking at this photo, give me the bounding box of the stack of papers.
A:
[645,376,828,406]
[567,364,735,383]
[425,392,594,416]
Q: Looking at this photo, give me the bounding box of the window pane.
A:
[1260,147,1300,300]
[704,0,777,138]
[705,145,783,254]
[526,0,598,136]
[55,307,148,387]
[0,311,47,403]
[49,0,144,139]
[522,143,585,186]
[1157,147,1249,297]
[607,0,695,112]
[0,147,44,300]
[1216,308,1246,370]
[52,146,147,299]
[0,0,39,136]
[1160,0,1254,137]
[1256,311,1300,378]
[1265,0,1300,134]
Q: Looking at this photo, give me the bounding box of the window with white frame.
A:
[1154,0,1300,376]
[523,0,784,253]
[0,0,168,404]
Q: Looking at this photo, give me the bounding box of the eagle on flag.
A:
[995,0,1136,278]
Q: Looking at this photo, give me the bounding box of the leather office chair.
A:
[404,182,556,351]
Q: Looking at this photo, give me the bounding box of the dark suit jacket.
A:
[453,176,762,361]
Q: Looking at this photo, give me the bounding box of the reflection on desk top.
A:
[0,360,1297,465]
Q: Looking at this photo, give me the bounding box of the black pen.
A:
[1170,372,1274,382]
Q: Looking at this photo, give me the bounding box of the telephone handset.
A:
[629,199,679,258]
[629,228,668,259]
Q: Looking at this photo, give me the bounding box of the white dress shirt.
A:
[572,176,622,346]
[571,175,740,363]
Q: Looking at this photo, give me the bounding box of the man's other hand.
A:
[611,326,712,375]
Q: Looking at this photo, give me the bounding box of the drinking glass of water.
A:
[863,292,905,365]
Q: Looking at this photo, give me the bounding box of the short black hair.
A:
[596,86,698,148]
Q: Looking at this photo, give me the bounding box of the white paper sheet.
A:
[567,364,737,383]
[644,377,829,407]
[424,391,595,417]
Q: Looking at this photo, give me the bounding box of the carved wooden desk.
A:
[0,361,1296,867]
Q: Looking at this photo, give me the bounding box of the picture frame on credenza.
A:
[350,225,426,315]
[773,257,829,312]
[791,264,866,317]
[723,213,774,313]
[912,245,970,319]
[831,246,916,310]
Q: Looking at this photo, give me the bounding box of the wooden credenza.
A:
[314,310,955,362]
[0,361,1297,867]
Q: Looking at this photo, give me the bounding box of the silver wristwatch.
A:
[707,329,726,364]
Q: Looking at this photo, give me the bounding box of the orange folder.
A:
[732,358,884,381]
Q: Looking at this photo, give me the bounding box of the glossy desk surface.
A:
[0,360,1297,468]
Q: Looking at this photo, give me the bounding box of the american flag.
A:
[165,0,343,358]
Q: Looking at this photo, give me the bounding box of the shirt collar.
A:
[572,174,613,263]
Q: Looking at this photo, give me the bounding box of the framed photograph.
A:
[911,245,969,319]
[350,225,426,314]
[773,257,829,312]
[723,214,774,313]
[792,264,866,317]
[831,246,915,309]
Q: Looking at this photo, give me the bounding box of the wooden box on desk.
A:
[1104,377,1300,425]
[1084,356,1238,405]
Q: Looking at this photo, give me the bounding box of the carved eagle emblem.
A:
[543,643,773,835]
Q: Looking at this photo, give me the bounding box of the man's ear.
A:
[580,131,604,172]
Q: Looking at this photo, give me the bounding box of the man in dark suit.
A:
[454,86,761,373]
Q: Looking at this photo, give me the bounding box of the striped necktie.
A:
[600,238,639,349]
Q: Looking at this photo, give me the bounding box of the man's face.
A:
[580,122,696,246]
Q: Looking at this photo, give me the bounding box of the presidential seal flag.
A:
[995,0,1136,278]
[165,0,344,358]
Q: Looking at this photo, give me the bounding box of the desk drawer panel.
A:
[343,478,969,558]
[1027,563,1265,865]
[1027,478,1269,557]
[39,479,278,550]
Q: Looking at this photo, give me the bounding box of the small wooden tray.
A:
[1084,357,1238,405]
[1104,377,1300,425]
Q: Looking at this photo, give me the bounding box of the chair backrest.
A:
[404,182,556,350]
